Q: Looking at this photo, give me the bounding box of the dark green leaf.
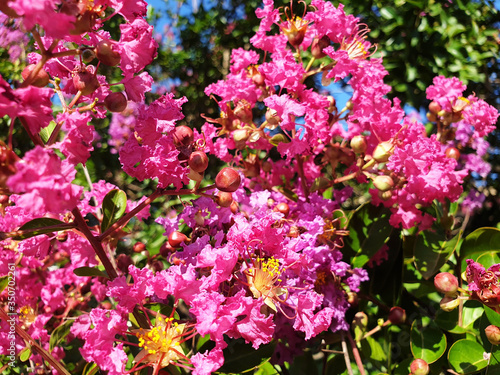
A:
[8,218,69,240]
[411,317,446,363]
[100,189,127,232]
[73,266,109,279]
[49,320,74,351]
[219,340,276,374]
[460,228,500,270]
[413,230,462,280]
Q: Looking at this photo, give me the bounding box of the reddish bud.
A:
[73,69,99,96]
[230,200,239,214]
[56,231,68,242]
[117,254,133,273]
[96,40,120,66]
[188,151,209,173]
[150,260,164,272]
[434,272,459,296]
[350,135,367,154]
[101,301,113,310]
[410,359,429,375]
[168,231,188,248]
[485,325,500,345]
[262,161,272,173]
[388,306,406,325]
[159,242,175,257]
[70,11,95,35]
[173,125,194,147]
[215,167,241,193]
[347,292,359,306]
[22,64,50,87]
[311,35,330,58]
[445,147,460,160]
[215,192,233,207]
[133,242,146,253]
[104,92,127,113]
[252,72,265,86]
[428,101,441,114]
[274,202,290,217]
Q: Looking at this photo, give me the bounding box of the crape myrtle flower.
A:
[466,259,500,310]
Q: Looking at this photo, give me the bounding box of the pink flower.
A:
[230,48,260,74]
[462,99,499,138]
[55,111,94,165]
[122,71,153,102]
[259,49,306,93]
[426,76,466,112]
[0,75,53,134]
[264,94,306,131]
[118,18,158,74]
[7,146,83,215]
[305,0,358,43]
[109,0,148,22]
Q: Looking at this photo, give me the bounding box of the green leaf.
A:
[100,189,127,232]
[485,306,500,327]
[40,120,57,143]
[0,275,8,294]
[7,218,69,240]
[49,320,74,351]
[347,205,392,268]
[413,230,462,280]
[19,346,31,362]
[448,339,489,373]
[411,317,447,364]
[218,340,276,374]
[73,266,109,279]
[460,228,500,270]
[82,362,99,375]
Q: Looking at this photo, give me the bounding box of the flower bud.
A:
[373,141,393,163]
[440,296,460,312]
[428,101,441,114]
[274,202,290,217]
[215,167,241,193]
[434,272,459,296]
[350,135,367,154]
[117,253,133,273]
[445,147,460,160]
[133,242,146,253]
[81,48,96,63]
[265,109,280,128]
[73,68,99,96]
[159,242,175,257]
[410,358,429,375]
[233,129,250,143]
[188,151,209,173]
[96,40,120,66]
[22,64,50,87]
[388,306,406,325]
[104,92,127,113]
[168,231,188,248]
[311,35,330,58]
[187,168,203,182]
[173,125,194,147]
[215,192,233,207]
[485,325,500,345]
[373,175,394,192]
[378,190,393,201]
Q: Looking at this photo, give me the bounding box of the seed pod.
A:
[274,202,290,217]
[104,92,127,113]
[373,141,393,163]
[485,325,500,345]
[73,68,99,95]
[21,64,50,87]
[373,175,394,192]
[434,272,459,296]
[188,151,209,173]
[215,192,233,207]
[168,231,188,248]
[388,306,406,325]
[173,125,194,147]
[96,40,120,66]
[215,167,241,193]
[350,135,367,154]
[410,359,429,375]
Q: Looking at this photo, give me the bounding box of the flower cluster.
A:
[0,0,498,374]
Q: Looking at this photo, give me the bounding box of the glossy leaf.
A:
[460,228,500,263]
[347,204,393,268]
[411,317,447,363]
[49,320,74,351]
[413,229,461,280]
[19,346,31,362]
[73,266,108,279]
[448,340,488,373]
[218,340,276,374]
[100,189,127,232]
[8,218,69,240]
